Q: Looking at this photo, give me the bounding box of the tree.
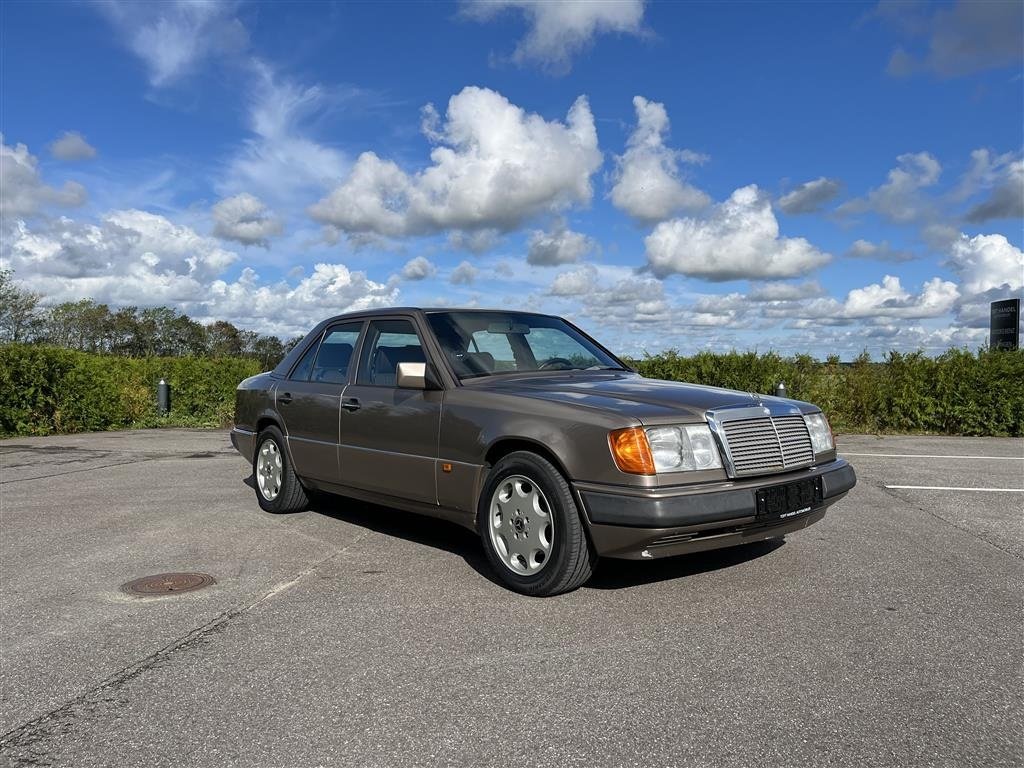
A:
[248,334,286,369]
[206,320,243,357]
[0,275,292,363]
[40,300,117,352]
[0,270,42,343]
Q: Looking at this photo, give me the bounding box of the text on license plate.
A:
[755,477,823,519]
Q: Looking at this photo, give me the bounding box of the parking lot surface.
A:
[1,429,1021,768]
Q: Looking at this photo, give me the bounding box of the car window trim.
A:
[422,310,630,382]
[310,320,365,386]
[286,329,326,381]
[352,315,434,390]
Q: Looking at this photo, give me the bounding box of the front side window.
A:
[356,319,426,386]
[426,311,624,379]
[311,322,362,383]
[289,339,321,381]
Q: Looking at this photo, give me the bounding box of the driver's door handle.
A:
[341,397,361,412]
[278,392,293,405]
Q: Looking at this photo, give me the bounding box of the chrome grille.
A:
[721,414,813,476]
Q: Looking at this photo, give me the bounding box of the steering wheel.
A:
[538,357,574,370]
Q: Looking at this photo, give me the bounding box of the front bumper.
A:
[230,427,257,464]
[576,459,855,560]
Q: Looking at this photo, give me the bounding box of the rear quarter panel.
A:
[234,373,278,432]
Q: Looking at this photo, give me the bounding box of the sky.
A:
[1,0,1022,358]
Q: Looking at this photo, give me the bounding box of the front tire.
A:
[253,426,309,514]
[477,451,596,596]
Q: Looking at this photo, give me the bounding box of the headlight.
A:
[644,425,723,472]
[803,412,833,454]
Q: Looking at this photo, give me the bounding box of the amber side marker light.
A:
[608,427,656,475]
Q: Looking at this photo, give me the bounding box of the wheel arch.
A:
[483,437,572,482]
[253,413,303,481]
[256,414,282,434]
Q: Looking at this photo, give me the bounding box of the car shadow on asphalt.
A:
[244,475,786,592]
[297,485,501,587]
[586,539,784,590]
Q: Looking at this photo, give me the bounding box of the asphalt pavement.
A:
[1,429,1021,768]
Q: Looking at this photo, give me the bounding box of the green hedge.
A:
[627,349,1024,437]
[1,344,1021,437]
[0,344,262,436]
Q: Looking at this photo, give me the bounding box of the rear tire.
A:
[477,451,596,596]
[253,426,309,514]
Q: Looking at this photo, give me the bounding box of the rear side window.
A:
[311,322,362,384]
[356,319,426,387]
[288,340,320,381]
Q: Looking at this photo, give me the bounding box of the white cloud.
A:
[49,132,97,161]
[448,229,500,254]
[4,211,396,336]
[450,260,479,285]
[842,275,959,319]
[203,263,398,336]
[400,256,437,281]
[837,152,941,222]
[211,193,283,247]
[462,0,646,73]
[545,267,757,333]
[610,96,709,224]
[760,275,959,323]
[746,281,826,302]
[309,86,601,238]
[96,0,248,87]
[7,209,236,282]
[643,185,831,281]
[564,271,671,325]
[549,265,598,296]
[946,233,1023,296]
[845,239,916,262]
[1,137,87,218]
[221,61,348,205]
[777,177,841,215]
[527,221,595,265]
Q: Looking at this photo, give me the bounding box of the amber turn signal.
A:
[608,427,656,475]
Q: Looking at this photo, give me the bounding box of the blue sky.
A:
[1,0,1021,357]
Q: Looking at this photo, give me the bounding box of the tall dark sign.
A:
[990,298,1020,351]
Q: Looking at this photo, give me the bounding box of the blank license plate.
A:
[756,477,822,519]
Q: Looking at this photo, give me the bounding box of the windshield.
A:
[426,311,625,379]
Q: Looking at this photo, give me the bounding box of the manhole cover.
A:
[121,572,215,596]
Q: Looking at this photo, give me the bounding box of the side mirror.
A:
[396,362,440,390]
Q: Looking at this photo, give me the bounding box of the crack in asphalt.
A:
[877,483,1023,561]
[0,532,369,767]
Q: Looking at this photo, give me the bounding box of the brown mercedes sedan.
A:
[231,308,855,596]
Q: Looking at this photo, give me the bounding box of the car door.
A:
[338,317,441,505]
[276,321,363,483]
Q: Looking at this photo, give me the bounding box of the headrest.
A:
[376,344,426,371]
[462,351,495,373]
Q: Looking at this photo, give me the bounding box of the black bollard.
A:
[157,378,171,415]
[774,382,786,398]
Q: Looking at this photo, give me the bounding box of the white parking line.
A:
[844,453,1024,461]
[885,485,1024,493]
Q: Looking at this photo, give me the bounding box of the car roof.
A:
[318,307,560,324]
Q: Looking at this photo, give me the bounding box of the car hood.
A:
[472,372,815,424]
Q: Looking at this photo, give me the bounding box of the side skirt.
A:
[299,477,477,532]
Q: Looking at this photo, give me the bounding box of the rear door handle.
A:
[278,392,293,405]
[341,397,360,412]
